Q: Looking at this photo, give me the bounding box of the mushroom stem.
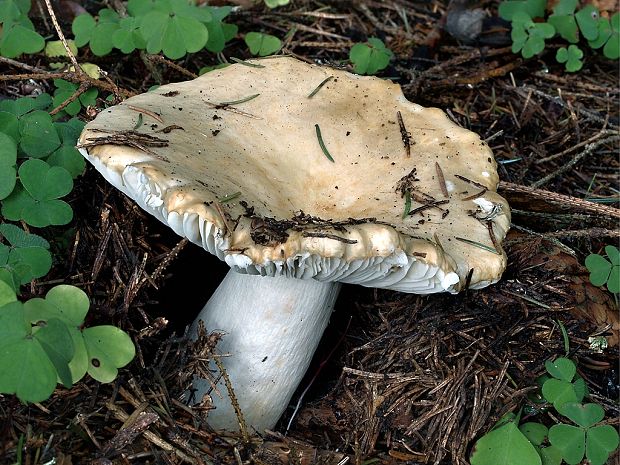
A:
[191,270,341,432]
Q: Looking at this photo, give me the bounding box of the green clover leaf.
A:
[83,326,135,383]
[52,79,99,117]
[589,13,620,60]
[519,422,548,445]
[0,301,73,403]
[556,45,583,72]
[111,16,146,54]
[349,37,393,75]
[72,9,120,56]
[575,5,600,41]
[545,357,576,381]
[0,223,51,286]
[2,159,73,227]
[47,119,86,178]
[541,377,586,409]
[18,110,61,158]
[205,6,236,53]
[511,14,556,58]
[245,31,281,56]
[499,0,546,21]
[585,245,619,293]
[470,414,542,465]
[587,425,620,465]
[548,0,578,42]
[0,93,52,117]
[0,16,45,58]
[549,424,585,464]
[0,132,17,199]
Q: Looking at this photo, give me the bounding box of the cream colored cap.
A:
[77,57,510,293]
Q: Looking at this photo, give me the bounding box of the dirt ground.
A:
[0,1,618,464]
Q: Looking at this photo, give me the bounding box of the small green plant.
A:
[499,0,620,71]
[585,245,620,294]
[0,283,135,403]
[244,31,281,56]
[0,0,45,58]
[52,79,99,117]
[349,37,393,75]
[71,0,237,60]
[470,357,619,465]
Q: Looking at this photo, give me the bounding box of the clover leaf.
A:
[575,5,600,41]
[499,0,546,21]
[0,93,52,117]
[131,0,210,60]
[52,79,99,117]
[589,13,620,60]
[83,326,136,383]
[556,45,584,71]
[205,6,237,53]
[0,0,45,58]
[0,223,52,287]
[548,0,579,42]
[48,119,87,178]
[0,301,73,403]
[470,413,541,465]
[545,357,576,382]
[18,110,61,158]
[550,403,619,465]
[245,31,281,56]
[2,159,73,227]
[0,132,17,200]
[585,245,619,293]
[349,37,393,75]
[72,9,120,56]
[112,16,146,54]
[511,12,556,58]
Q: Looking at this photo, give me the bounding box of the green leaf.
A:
[47,145,86,178]
[0,111,19,142]
[499,0,546,21]
[0,302,57,403]
[45,285,90,326]
[0,223,51,285]
[556,402,604,428]
[2,160,73,227]
[586,425,620,465]
[18,110,61,158]
[0,132,17,200]
[471,419,542,465]
[548,15,578,43]
[72,10,120,56]
[545,357,576,381]
[67,327,88,383]
[555,45,583,72]
[34,318,75,388]
[538,446,563,465]
[585,253,612,286]
[0,17,45,58]
[0,93,52,117]
[0,279,17,307]
[575,5,600,41]
[542,378,579,409]
[44,39,78,58]
[552,0,578,16]
[548,424,585,464]
[244,31,281,56]
[349,37,393,75]
[520,422,548,445]
[83,326,135,383]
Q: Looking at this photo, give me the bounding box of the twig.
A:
[0,56,46,73]
[531,135,620,188]
[146,54,198,79]
[42,0,83,75]
[499,181,620,219]
[0,72,135,98]
[535,129,615,164]
[49,82,89,115]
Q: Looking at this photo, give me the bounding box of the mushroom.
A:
[77,57,510,433]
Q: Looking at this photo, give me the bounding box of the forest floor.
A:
[0,0,619,464]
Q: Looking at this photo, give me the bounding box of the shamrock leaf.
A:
[349,37,393,75]
[18,110,61,158]
[48,119,87,178]
[0,132,17,200]
[112,16,146,54]
[556,45,583,72]
[575,5,600,41]
[519,422,548,445]
[548,0,579,43]
[52,79,99,117]
[72,9,120,56]
[205,6,237,53]
[557,402,604,428]
[587,425,620,465]
[2,159,73,227]
[0,223,51,286]
[83,326,135,383]
[499,0,546,20]
[511,13,556,58]
[470,414,541,465]
[586,245,619,293]
[245,31,281,56]
[0,302,73,403]
[549,424,585,464]
[545,357,576,381]
[589,13,620,60]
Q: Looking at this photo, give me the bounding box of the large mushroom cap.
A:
[78,56,510,293]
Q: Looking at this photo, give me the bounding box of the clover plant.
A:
[0,0,45,58]
[470,357,618,465]
[71,1,237,60]
[499,0,620,71]
[52,79,99,117]
[0,223,52,291]
[349,37,393,75]
[245,31,281,56]
[585,245,619,294]
[0,283,135,403]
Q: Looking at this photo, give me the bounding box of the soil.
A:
[0,1,618,464]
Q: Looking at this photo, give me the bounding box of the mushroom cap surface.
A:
[78,57,510,293]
